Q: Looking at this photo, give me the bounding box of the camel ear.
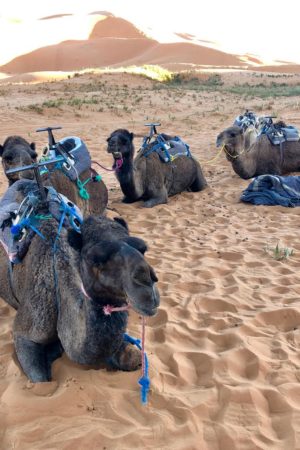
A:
[87,241,121,266]
[130,133,134,141]
[113,217,129,230]
[0,145,4,157]
[67,229,83,251]
[30,142,36,151]
[124,237,148,254]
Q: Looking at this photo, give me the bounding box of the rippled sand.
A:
[0,72,300,450]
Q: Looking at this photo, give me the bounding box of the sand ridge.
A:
[0,72,300,449]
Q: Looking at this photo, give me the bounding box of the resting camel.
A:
[0,136,38,185]
[0,135,108,216]
[0,214,159,382]
[216,125,300,179]
[106,129,207,207]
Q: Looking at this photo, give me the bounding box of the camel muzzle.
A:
[216,136,223,148]
[112,151,122,160]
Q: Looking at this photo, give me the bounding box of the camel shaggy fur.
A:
[107,129,207,207]
[216,125,300,179]
[0,214,159,382]
[0,135,108,216]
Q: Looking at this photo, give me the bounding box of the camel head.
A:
[0,136,37,185]
[216,126,245,161]
[106,129,134,161]
[68,223,160,317]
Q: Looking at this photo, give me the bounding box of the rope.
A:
[200,144,246,166]
[77,178,91,200]
[124,316,150,405]
[201,144,225,165]
[223,145,245,160]
[91,159,123,172]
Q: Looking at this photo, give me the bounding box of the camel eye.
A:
[133,268,151,286]
[4,155,13,162]
[119,138,128,145]
[230,132,236,138]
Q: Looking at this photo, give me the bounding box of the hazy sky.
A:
[1,0,300,65]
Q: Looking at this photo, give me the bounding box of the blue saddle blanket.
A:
[241,175,300,207]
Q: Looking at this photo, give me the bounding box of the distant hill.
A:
[89,16,147,39]
[1,15,299,74]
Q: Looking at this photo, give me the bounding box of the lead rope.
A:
[139,316,150,405]
[80,283,150,405]
[91,158,123,172]
[104,305,150,405]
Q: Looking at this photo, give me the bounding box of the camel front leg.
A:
[143,187,168,208]
[14,335,63,382]
[106,342,142,371]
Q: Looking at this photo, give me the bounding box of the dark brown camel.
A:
[106,129,207,207]
[0,136,38,185]
[0,135,108,216]
[216,126,300,179]
[0,214,159,382]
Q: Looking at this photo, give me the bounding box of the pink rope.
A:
[103,304,131,315]
[91,158,123,172]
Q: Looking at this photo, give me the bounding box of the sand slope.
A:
[0,72,300,449]
[0,16,247,74]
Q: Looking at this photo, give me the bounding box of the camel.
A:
[0,213,160,382]
[106,129,207,207]
[216,125,300,179]
[0,136,38,185]
[0,135,108,216]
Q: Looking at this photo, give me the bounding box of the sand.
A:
[0,71,300,450]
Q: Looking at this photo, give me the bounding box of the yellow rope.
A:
[201,144,225,165]
[223,146,245,159]
[200,144,246,166]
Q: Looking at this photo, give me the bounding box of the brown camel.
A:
[0,136,38,185]
[0,214,159,382]
[106,129,207,207]
[0,135,108,216]
[216,125,300,179]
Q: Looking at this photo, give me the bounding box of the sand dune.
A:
[1,72,300,449]
[0,16,248,74]
[1,14,300,75]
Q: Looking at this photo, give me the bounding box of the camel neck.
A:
[115,151,140,200]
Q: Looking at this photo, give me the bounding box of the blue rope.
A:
[124,333,150,405]
[11,218,45,240]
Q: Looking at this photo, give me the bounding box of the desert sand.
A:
[0,69,300,450]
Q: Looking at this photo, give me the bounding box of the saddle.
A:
[40,136,91,181]
[234,110,258,131]
[0,179,82,263]
[142,133,192,163]
[260,122,300,146]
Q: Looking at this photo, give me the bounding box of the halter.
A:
[223,145,246,160]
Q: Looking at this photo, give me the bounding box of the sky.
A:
[1,0,300,66]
